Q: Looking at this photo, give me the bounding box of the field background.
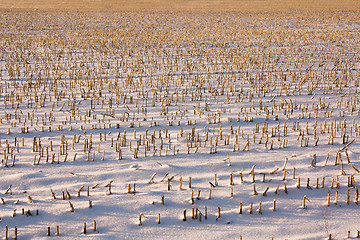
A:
[1,0,360,12]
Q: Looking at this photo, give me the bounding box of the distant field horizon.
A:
[1,0,360,12]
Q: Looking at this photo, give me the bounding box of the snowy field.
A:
[0,9,360,239]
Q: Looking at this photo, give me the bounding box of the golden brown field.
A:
[0,0,360,12]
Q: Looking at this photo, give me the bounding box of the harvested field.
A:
[0,1,360,239]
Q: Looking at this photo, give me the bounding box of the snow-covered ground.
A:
[0,10,360,239]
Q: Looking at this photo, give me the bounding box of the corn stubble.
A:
[0,3,359,239]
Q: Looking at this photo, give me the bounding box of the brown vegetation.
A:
[0,0,359,12]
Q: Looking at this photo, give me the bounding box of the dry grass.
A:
[1,0,360,12]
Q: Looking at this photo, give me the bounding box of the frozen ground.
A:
[0,10,359,239]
